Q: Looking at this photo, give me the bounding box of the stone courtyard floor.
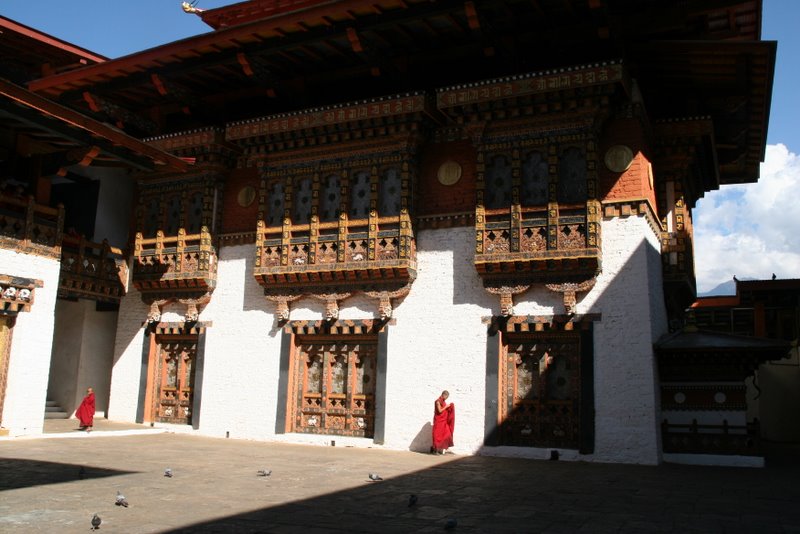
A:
[1,426,800,533]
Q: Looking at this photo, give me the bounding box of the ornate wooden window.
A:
[293,176,313,225]
[557,147,587,204]
[484,154,513,209]
[137,176,221,239]
[186,191,204,234]
[290,336,377,438]
[266,180,286,227]
[521,150,549,206]
[151,335,197,425]
[349,170,371,219]
[379,167,401,216]
[498,333,582,448]
[165,194,181,236]
[320,174,341,222]
[144,198,160,238]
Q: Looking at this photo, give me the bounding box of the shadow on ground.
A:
[163,447,800,533]
[0,458,136,491]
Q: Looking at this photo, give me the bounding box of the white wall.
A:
[108,267,149,422]
[107,214,667,464]
[0,249,60,436]
[582,216,666,464]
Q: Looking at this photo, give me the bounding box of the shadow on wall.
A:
[408,422,432,453]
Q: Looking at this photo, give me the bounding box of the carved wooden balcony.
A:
[133,227,217,293]
[254,210,416,291]
[0,194,64,259]
[474,203,601,284]
[59,235,128,303]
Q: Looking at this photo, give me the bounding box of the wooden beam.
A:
[0,79,189,172]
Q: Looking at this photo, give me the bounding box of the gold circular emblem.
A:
[604,145,634,173]
[237,186,256,207]
[437,160,462,186]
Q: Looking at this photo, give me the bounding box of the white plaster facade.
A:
[0,249,60,436]
[105,212,668,464]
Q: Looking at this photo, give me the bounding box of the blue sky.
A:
[3,0,798,293]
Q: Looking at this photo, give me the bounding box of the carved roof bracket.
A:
[484,284,531,317]
[312,292,352,322]
[365,282,412,321]
[264,293,303,323]
[142,289,212,325]
[545,278,596,316]
[178,293,212,323]
[146,299,168,324]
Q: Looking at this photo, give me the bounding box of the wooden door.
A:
[0,316,11,426]
[153,336,196,425]
[499,333,581,448]
[291,337,376,438]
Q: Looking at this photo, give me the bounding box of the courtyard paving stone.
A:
[0,431,799,533]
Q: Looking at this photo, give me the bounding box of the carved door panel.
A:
[153,336,196,425]
[499,334,581,448]
[292,337,376,438]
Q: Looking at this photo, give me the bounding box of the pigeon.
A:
[115,491,129,508]
[91,514,101,530]
[368,473,383,481]
[444,517,458,530]
[257,469,271,477]
[408,494,418,507]
[164,468,173,478]
[78,466,86,480]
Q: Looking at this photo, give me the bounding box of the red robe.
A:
[76,392,95,428]
[432,396,455,450]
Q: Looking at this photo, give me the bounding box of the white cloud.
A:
[693,143,800,293]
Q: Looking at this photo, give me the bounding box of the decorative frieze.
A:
[284,319,391,335]
[227,93,427,140]
[437,61,625,109]
[484,313,600,335]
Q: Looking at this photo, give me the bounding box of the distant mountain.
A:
[698,277,757,297]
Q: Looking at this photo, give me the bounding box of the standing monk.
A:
[431,390,455,454]
[76,387,95,432]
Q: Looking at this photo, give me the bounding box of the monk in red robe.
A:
[431,390,455,454]
[76,387,95,432]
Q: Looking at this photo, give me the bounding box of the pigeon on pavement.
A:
[257,469,272,477]
[91,514,101,530]
[368,473,383,481]
[115,491,129,507]
[408,494,418,507]
[164,468,173,478]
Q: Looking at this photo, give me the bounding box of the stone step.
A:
[44,399,69,419]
